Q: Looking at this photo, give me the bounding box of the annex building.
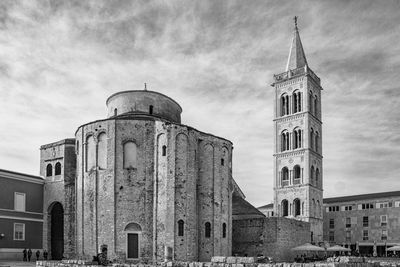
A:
[0,169,44,260]
[324,191,400,256]
[258,190,400,256]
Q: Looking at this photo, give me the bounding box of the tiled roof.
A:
[0,168,42,180]
[323,191,400,204]
[257,203,273,209]
[233,195,266,217]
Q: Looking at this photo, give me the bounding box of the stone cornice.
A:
[274,148,323,159]
[274,111,322,125]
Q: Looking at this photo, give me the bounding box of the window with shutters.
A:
[382,230,388,240]
[363,230,368,241]
[14,223,25,240]
[381,215,387,227]
[346,217,351,228]
[363,216,369,227]
[329,219,334,229]
[329,231,334,241]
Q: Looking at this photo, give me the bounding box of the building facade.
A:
[272,18,323,243]
[42,90,234,262]
[40,138,76,260]
[0,169,44,260]
[323,191,400,256]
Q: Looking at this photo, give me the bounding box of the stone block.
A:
[226,257,237,264]
[236,258,256,264]
[212,257,227,263]
[232,264,244,267]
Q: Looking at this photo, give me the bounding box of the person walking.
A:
[22,248,27,261]
[27,249,32,261]
[43,249,48,260]
[36,250,40,260]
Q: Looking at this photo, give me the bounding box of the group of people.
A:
[294,254,326,263]
[22,249,48,261]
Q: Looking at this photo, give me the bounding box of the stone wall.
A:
[41,138,76,259]
[232,217,310,262]
[74,115,233,262]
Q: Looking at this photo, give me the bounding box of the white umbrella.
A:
[326,245,351,252]
[387,246,400,251]
[292,243,325,252]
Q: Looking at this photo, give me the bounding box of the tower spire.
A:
[285,16,308,71]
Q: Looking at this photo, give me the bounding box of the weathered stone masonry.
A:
[42,90,234,262]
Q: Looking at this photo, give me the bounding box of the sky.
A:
[0,0,399,207]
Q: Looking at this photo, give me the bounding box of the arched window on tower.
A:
[294,198,301,216]
[46,164,52,177]
[149,105,154,115]
[281,94,290,116]
[315,132,319,153]
[281,131,290,152]
[293,90,302,113]
[293,128,302,149]
[316,168,320,188]
[310,128,314,150]
[124,141,137,169]
[309,91,313,114]
[310,166,315,185]
[162,145,167,156]
[178,220,184,236]
[282,199,289,217]
[55,162,61,176]
[293,165,301,185]
[205,222,211,238]
[316,200,321,218]
[314,95,318,117]
[281,167,289,187]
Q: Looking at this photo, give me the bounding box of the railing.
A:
[273,66,320,84]
[293,178,301,185]
[282,180,289,187]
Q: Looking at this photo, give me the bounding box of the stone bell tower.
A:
[272,17,323,243]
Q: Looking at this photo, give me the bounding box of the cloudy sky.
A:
[1,0,399,207]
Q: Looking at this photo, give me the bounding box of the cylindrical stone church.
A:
[73,90,233,262]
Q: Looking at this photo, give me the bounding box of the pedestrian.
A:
[43,249,48,260]
[36,250,40,260]
[22,248,27,261]
[27,249,32,261]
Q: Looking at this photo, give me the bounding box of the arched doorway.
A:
[50,202,64,260]
[124,222,142,259]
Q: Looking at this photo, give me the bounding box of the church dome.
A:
[106,90,182,123]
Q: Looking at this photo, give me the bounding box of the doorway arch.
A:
[124,222,142,259]
[49,202,64,260]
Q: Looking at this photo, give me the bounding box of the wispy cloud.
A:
[0,0,399,207]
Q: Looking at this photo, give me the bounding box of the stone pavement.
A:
[0,260,36,267]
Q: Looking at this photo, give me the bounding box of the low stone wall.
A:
[35,257,400,267]
[232,217,310,262]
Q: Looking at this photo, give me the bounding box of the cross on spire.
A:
[294,16,298,29]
